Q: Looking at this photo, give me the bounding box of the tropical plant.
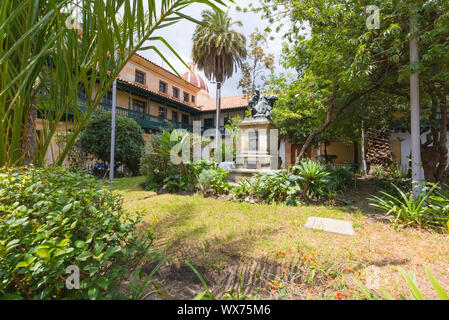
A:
[232,178,251,200]
[369,183,447,229]
[292,159,329,199]
[77,109,144,176]
[0,0,233,167]
[0,166,153,299]
[162,170,191,193]
[127,256,170,300]
[355,266,449,300]
[197,167,231,195]
[192,10,247,86]
[192,9,247,139]
[249,172,302,205]
[325,166,353,193]
[372,165,411,197]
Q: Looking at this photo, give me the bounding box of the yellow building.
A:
[37,54,249,164]
[85,54,249,133]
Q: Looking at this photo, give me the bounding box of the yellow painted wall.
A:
[35,119,73,166]
[118,55,200,108]
[320,141,361,164]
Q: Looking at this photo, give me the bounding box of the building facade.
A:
[37,54,250,164]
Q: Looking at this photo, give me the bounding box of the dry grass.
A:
[107,177,449,300]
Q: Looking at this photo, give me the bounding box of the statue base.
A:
[233,117,278,172]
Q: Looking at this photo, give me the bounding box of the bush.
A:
[78,109,145,176]
[292,159,329,199]
[140,135,172,188]
[372,165,411,197]
[325,166,353,193]
[231,160,353,205]
[0,167,153,299]
[248,172,302,204]
[369,183,449,230]
[141,130,208,192]
[197,166,231,195]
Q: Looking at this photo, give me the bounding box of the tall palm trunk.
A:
[22,104,37,165]
[365,127,393,173]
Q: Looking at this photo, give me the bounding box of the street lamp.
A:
[210,81,222,145]
[109,49,118,183]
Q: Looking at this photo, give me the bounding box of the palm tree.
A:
[192,10,247,142]
[0,0,231,167]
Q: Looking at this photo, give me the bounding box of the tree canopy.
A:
[192,10,247,85]
[77,109,144,175]
[252,0,449,182]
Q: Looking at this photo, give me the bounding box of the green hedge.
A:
[0,167,152,299]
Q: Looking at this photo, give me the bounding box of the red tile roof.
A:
[199,95,250,111]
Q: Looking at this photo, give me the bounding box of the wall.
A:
[35,119,73,166]
[199,110,246,128]
[319,141,361,164]
[119,56,199,108]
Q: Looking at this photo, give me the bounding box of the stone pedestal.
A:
[234,118,277,171]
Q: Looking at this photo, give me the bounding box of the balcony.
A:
[79,100,192,132]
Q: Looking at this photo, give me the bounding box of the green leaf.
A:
[36,248,50,259]
[424,266,449,300]
[77,251,93,261]
[96,278,109,291]
[62,203,72,214]
[88,287,99,300]
[16,257,36,268]
[397,267,425,300]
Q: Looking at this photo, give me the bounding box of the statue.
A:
[248,90,278,119]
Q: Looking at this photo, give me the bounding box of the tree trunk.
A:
[435,91,448,184]
[296,104,337,163]
[22,102,37,165]
[421,91,448,185]
[365,127,393,172]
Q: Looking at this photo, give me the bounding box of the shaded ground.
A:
[109,177,449,300]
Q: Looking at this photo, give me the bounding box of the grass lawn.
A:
[107,176,449,300]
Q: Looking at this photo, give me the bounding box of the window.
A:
[159,106,166,118]
[191,96,195,103]
[101,91,112,106]
[132,99,146,119]
[132,99,146,113]
[172,87,179,99]
[172,111,178,122]
[224,117,230,126]
[182,114,189,124]
[135,70,146,85]
[183,92,189,103]
[204,118,213,128]
[159,81,167,93]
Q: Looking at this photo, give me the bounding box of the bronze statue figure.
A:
[248,90,278,119]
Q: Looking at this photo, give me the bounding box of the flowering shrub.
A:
[0,167,153,299]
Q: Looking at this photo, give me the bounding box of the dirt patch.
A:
[138,257,311,300]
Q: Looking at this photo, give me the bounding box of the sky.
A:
[138,0,289,98]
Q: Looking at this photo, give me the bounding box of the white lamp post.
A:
[109,49,118,183]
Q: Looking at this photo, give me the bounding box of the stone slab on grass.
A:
[304,216,355,236]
